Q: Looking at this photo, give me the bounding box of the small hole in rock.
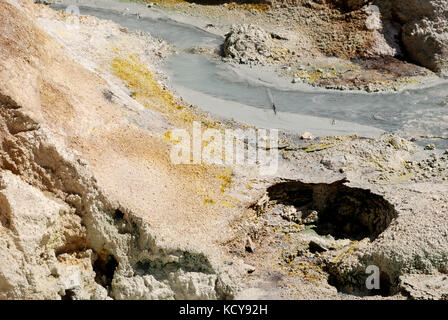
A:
[370,271,393,297]
[93,254,118,289]
[308,240,327,254]
[61,289,76,300]
[113,209,124,220]
[265,180,398,241]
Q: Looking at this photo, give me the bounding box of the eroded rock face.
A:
[377,0,448,23]
[288,1,448,75]
[363,4,401,57]
[0,89,233,299]
[0,0,241,300]
[350,0,448,76]
[0,171,99,299]
[0,114,233,300]
[388,0,448,76]
[402,17,448,77]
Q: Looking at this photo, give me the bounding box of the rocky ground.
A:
[233,134,448,299]
[0,0,447,300]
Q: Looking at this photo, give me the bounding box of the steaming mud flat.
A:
[53,0,448,147]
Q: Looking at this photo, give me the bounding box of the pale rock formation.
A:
[363,4,400,57]
[400,273,448,300]
[402,16,448,77]
[223,24,275,65]
[345,0,448,75]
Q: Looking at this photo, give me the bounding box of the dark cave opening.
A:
[263,179,399,297]
[113,209,124,220]
[266,180,398,241]
[93,254,119,290]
